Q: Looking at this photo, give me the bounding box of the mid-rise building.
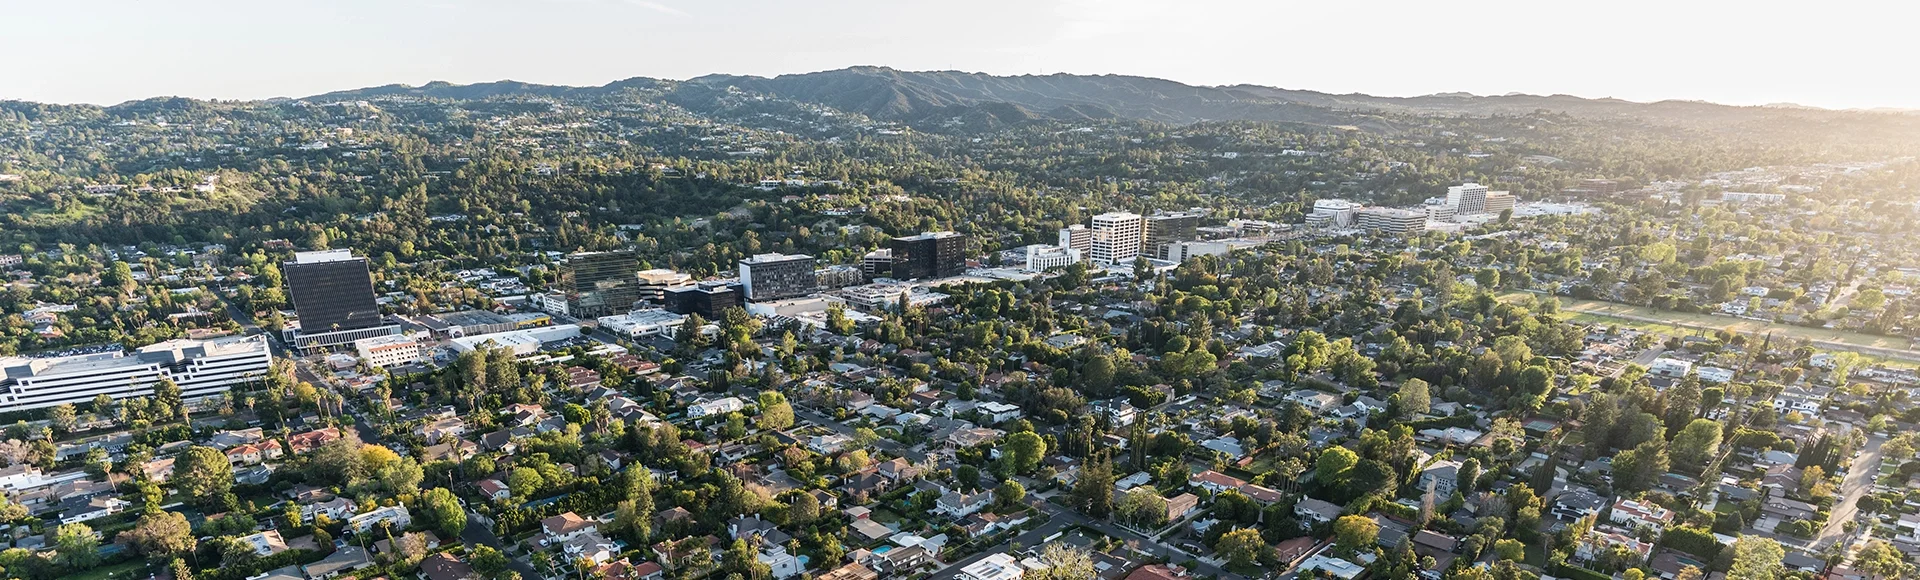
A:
[1022,244,1081,272]
[1483,191,1516,215]
[283,250,398,352]
[354,335,424,368]
[1446,183,1491,215]
[664,282,741,319]
[887,232,967,280]
[859,249,894,282]
[1058,225,1092,253]
[561,251,642,319]
[1163,241,1229,262]
[738,253,817,301]
[817,265,865,289]
[1144,212,1202,259]
[1357,208,1429,235]
[0,335,273,412]
[1306,199,1359,229]
[1423,202,1458,222]
[635,269,692,305]
[1089,211,1144,265]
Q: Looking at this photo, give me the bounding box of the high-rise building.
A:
[1446,183,1490,215]
[284,250,397,351]
[1058,225,1092,254]
[1357,208,1429,235]
[561,251,642,319]
[1088,211,1144,265]
[665,282,741,319]
[888,232,967,280]
[635,269,692,305]
[0,335,273,412]
[738,253,817,301]
[1144,212,1202,260]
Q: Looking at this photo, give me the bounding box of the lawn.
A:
[1506,292,1920,363]
[869,508,906,525]
[66,561,149,580]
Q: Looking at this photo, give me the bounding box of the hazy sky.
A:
[7,0,1916,109]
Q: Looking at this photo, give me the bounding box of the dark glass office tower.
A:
[561,250,642,318]
[738,253,817,301]
[283,250,383,333]
[888,232,967,280]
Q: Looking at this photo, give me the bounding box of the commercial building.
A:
[859,249,894,282]
[664,282,741,319]
[957,553,1025,580]
[1483,191,1516,215]
[817,265,865,289]
[423,310,516,339]
[888,232,967,280]
[448,325,584,357]
[0,335,273,412]
[1446,183,1491,215]
[1357,208,1429,235]
[1144,211,1201,259]
[353,335,424,368]
[597,309,689,339]
[1306,199,1359,229]
[838,283,950,312]
[1089,211,1144,265]
[560,251,642,319]
[1720,192,1787,204]
[635,269,692,305]
[1058,225,1092,254]
[283,250,398,352]
[1022,244,1081,272]
[1423,202,1458,222]
[1162,241,1229,262]
[738,253,817,301]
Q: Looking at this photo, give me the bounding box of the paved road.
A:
[925,502,1245,580]
[1813,434,1885,549]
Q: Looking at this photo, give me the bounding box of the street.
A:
[1812,434,1885,550]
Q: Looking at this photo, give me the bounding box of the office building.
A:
[888,232,967,280]
[1357,208,1429,235]
[664,282,741,319]
[1446,183,1490,215]
[354,335,424,368]
[1144,212,1201,259]
[1022,244,1081,272]
[738,253,817,301]
[0,335,273,412]
[597,309,689,339]
[635,269,692,305]
[860,249,894,282]
[1088,211,1144,265]
[561,251,642,319]
[423,310,516,339]
[283,250,398,352]
[1163,241,1230,262]
[1057,225,1092,253]
[1424,202,1458,222]
[1306,199,1359,229]
[1483,191,1516,215]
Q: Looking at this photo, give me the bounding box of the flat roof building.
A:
[888,232,967,280]
[0,335,273,412]
[1357,208,1429,235]
[1089,212,1144,266]
[423,310,516,339]
[597,309,689,338]
[284,250,397,352]
[561,251,642,319]
[635,269,692,305]
[739,253,817,302]
[665,282,741,319]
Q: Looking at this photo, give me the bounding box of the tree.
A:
[508,466,544,498]
[1216,527,1269,569]
[723,538,772,580]
[1026,544,1097,580]
[1334,515,1379,550]
[1072,454,1115,518]
[995,479,1026,508]
[1853,540,1908,580]
[54,523,99,570]
[1117,487,1169,529]
[1398,378,1431,416]
[789,491,820,526]
[754,391,794,431]
[1003,431,1046,475]
[1494,538,1525,561]
[470,545,510,579]
[1671,419,1723,470]
[1611,439,1669,492]
[173,446,233,511]
[419,487,467,538]
[121,511,194,560]
[46,404,76,434]
[1727,536,1785,580]
[1316,446,1359,483]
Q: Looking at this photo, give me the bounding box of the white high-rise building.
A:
[1446,183,1490,215]
[1088,211,1144,265]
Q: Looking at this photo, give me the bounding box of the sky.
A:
[5,0,1917,110]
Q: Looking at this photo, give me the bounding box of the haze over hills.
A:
[286,66,1916,129]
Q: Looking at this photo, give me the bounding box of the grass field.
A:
[1503,292,1920,360]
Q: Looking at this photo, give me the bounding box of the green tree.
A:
[1494,539,1525,561]
[54,523,100,570]
[1671,419,1723,470]
[173,446,234,511]
[1727,536,1784,580]
[755,391,794,431]
[1003,431,1047,475]
[120,511,195,560]
[419,488,467,538]
[1316,446,1359,483]
[1216,527,1269,569]
[1334,515,1379,550]
[1398,378,1432,416]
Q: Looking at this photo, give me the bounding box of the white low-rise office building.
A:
[597,309,688,338]
[0,335,273,412]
